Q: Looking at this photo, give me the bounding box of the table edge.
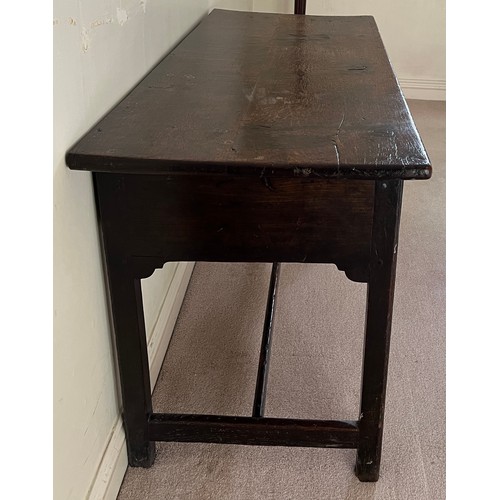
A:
[66,153,431,180]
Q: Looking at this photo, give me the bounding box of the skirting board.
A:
[87,261,195,500]
[399,78,445,101]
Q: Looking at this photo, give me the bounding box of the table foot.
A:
[354,457,380,482]
[127,440,156,468]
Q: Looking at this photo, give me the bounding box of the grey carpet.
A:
[117,99,445,500]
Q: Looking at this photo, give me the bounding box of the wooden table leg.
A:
[106,264,155,467]
[355,180,403,482]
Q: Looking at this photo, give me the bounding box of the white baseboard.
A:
[147,262,195,385]
[87,419,128,500]
[87,262,195,500]
[399,78,445,101]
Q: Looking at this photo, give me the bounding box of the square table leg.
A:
[355,180,403,481]
[106,264,156,467]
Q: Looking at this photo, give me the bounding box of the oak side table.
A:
[66,9,431,482]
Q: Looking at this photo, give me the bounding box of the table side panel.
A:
[94,173,374,282]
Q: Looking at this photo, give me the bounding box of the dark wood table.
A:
[66,8,431,482]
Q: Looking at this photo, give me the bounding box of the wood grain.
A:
[67,10,431,180]
[93,173,375,282]
[148,413,359,448]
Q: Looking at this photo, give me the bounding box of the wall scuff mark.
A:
[81,27,90,53]
[90,18,113,29]
[116,7,129,26]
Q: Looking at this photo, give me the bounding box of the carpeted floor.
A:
[117,99,445,500]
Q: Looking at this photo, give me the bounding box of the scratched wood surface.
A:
[67,10,431,180]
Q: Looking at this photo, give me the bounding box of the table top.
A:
[66,9,431,180]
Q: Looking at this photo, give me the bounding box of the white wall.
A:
[211,0,253,8]
[54,2,252,500]
[253,0,445,100]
